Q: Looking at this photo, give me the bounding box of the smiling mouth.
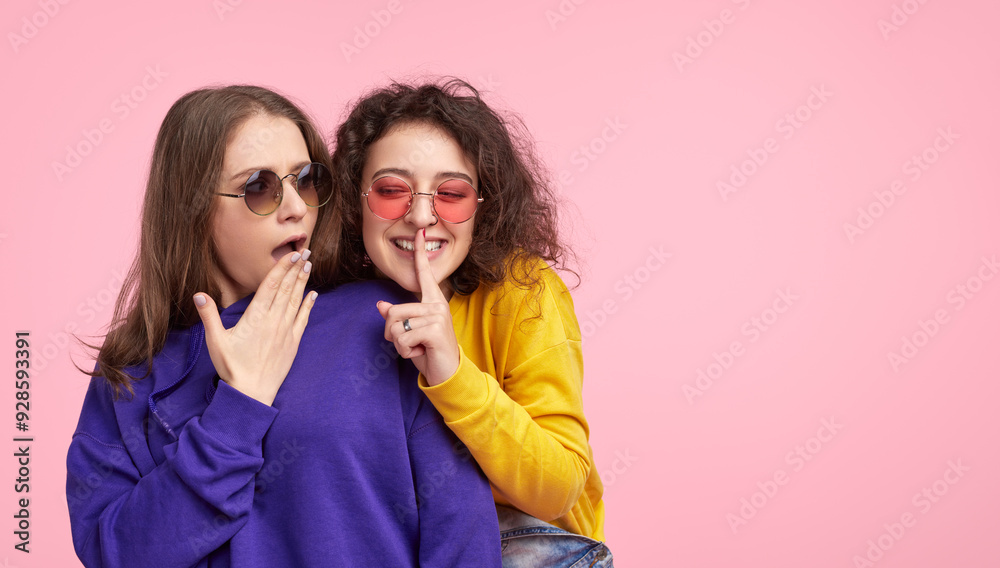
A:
[393,239,442,252]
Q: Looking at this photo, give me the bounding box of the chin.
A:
[398,277,421,294]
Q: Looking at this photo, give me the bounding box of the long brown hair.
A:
[330,78,574,299]
[89,85,339,398]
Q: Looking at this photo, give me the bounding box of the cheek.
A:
[360,214,387,265]
[361,211,387,246]
[455,223,475,256]
[304,209,319,242]
[215,231,252,274]
[211,210,261,278]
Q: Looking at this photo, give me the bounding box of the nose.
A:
[275,173,309,221]
[402,191,439,227]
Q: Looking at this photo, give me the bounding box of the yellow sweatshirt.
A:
[419,257,605,541]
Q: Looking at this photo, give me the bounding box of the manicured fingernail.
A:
[303,261,312,274]
[194,294,207,307]
[291,252,302,263]
[309,291,318,301]
[421,228,426,238]
[301,248,312,261]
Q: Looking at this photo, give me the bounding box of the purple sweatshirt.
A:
[66,281,501,567]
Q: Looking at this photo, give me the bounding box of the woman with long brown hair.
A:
[66,85,500,567]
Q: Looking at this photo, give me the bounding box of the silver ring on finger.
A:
[402,318,412,332]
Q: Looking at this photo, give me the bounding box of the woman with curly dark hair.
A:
[331,78,613,566]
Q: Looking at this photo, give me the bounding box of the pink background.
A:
[3,0,999,566]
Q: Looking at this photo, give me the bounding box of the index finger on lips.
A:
[414,228,445,304]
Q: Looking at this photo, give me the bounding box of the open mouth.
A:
[272,234,307,262]
[393,238,442,252]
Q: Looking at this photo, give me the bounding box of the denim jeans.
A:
[497,506,614,568]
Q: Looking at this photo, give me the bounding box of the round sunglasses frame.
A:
[362,175,484,224]
[215,162,332,216]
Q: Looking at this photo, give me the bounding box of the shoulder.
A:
[303,280,415,361]
[319,279,416,306]
[483,255,574,310]
[311,280,416,321]
[99,327,193,403]
[463,255,580,339]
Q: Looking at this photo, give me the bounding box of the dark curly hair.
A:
[330,78,574,300]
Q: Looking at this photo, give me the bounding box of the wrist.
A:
[425,355,459,387]
[221,375,276,406]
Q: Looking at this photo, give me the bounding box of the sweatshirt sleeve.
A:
[66,378,278,568]
[402,402,502,568]
[419,267,592,521]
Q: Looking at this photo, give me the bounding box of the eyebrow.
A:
[229,161,312,182]
[371,167,476,186]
